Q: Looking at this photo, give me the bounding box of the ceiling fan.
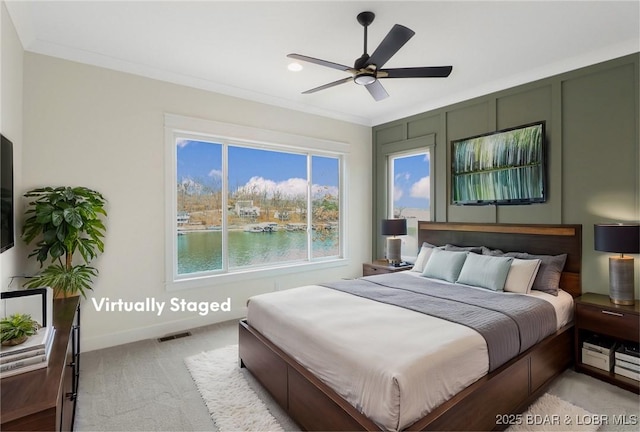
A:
[288,11,453,101]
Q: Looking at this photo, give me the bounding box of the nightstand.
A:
[362,260,413,276]
[574,293,640,393]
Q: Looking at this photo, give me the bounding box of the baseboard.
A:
[81,308,246,352]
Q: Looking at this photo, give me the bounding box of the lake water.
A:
[177,230,338,274]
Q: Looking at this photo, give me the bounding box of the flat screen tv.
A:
[1,134,15,253]
[451,121,546,205]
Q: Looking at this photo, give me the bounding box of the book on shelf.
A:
[0,352,47,372]
[0,328,55,379]
[0,328,55,370]
[0,326,53,358]
[616,359,640,373]
[614,364,640,382]
[615,343,640,365]
[0,347,46,364]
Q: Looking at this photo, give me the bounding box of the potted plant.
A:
[1,313,40,346]
[22,186,107,298]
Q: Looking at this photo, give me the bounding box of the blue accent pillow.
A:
[456,253,514,291]
[422,249,468,283]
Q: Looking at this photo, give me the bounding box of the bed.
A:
[239,222,582,431]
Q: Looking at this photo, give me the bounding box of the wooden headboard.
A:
[418,222,582,297]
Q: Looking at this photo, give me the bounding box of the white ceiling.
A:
[6,1,639,126]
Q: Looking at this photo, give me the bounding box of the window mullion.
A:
[306,154,313,261]
[222,142,229,272]
[172,131,180,280]
[387,155,394,218]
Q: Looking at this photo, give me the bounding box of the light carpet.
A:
[186,345,599,432]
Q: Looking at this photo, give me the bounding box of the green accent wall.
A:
[372,54,639,296]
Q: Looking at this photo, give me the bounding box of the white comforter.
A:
[246,275,573,431]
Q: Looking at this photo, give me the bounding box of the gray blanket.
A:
[320,273,557,372]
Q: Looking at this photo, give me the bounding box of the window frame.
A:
[387,149,432,220]
[165,114,349,291]
[373,134,435,260]
[386,148,433,261]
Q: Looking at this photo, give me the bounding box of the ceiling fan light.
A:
[287,62,303,72]
[354,73,376,86]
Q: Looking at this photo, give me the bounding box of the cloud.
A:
[237,176,305,198]
[394,185,404,201]
[176,138,190,148]
[395,172,411,182]
[238,176,279,195]
[179,177,203,194]
[209,169,223,179]
[237,176,337,199]
[311,184,339,199]
[410,176,430,199]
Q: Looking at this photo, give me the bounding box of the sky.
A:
[176,139,339,198]
[392,152,430,211]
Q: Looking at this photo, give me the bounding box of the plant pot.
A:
[1,335,28,346]
[54,289,80,299]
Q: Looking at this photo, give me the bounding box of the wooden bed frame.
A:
[239,222,582,431]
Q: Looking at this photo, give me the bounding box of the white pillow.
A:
[504,258,542,294]
[410,242,440,273]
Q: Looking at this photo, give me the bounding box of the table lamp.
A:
[382,219,407,265]
[594,223,640,305]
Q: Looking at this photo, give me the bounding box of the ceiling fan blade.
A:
[301,77,353,94]
[380,66,453,78]
[365,80,389,101]
[367,24,415,69]
[287,53,354,72]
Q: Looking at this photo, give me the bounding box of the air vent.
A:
[157,331,192,342]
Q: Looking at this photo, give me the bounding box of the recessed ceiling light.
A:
[287,62,303,72]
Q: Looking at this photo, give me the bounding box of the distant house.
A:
[274,210,290,221]
[235,200,260,218]
[177,211,190,225]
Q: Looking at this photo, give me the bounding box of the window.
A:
[311,156,340,258]
[373,133,434,260]
[388,150,431,256]
[176,139,223,274]
[166,115,346,287]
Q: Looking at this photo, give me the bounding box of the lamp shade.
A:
[381,219,407,236]
[594,224,640,254]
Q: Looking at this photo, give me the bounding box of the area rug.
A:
[185,345,284,432]
[506,393,599,432]
[186,345,598,432]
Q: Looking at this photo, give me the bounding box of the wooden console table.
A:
[1,296,81,431]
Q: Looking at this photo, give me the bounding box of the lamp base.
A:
[609,256,635,306]
[386,237,402,265]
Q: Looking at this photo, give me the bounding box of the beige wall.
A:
[22,53,371,351]
[0,1,24,291]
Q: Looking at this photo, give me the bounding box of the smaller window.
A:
[388,150,431,257]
